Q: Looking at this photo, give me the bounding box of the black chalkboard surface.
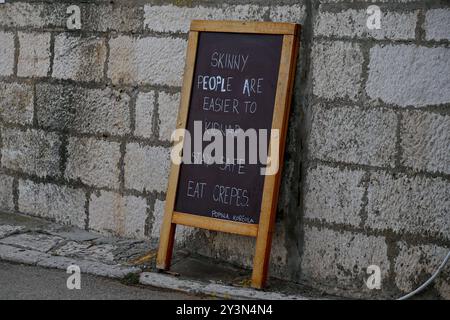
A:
[157,20,300,289]
[174,32,283,225]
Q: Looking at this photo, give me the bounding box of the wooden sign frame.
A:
[157,20,300,289]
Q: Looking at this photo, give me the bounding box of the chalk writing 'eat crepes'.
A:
[210,51,249,72]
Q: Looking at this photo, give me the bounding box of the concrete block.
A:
[151,199,194,244]
[0,2,141,33]
[366,172,450,241]
[124,144,171,193]
[301,226,389,289]
[17,32,51,77]
[401,111,450,175]
[1,127,61,178]
[312,41,363,101]
[0,2,64,29]
[315,8,417,40]
[36,83,131,136]
[0,174,14,212]
[367,45,450,107]
[0,31,14,76]
[309,104,397,167]
[144,4,267,33]
[269,5,306,23]
[0,82,34,125]
[18,179,86,228]
[65,137,121,190]
[108,35,187,86]
[81,4,143,33]
[53,33,107,82]
[89,191,149,239]
[158,91,180,141]
[425,9,450,41]
[395,242,449,299]
[134,91,155,139]
[304,165,366,227]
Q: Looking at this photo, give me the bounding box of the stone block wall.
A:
[0,0,448,298]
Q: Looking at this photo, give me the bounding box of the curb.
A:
[0,243,141,279]
[0,223,311,300]
[139,272,309,300]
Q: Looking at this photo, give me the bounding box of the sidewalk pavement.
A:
[0,261,201,300]
[0,211,330,300]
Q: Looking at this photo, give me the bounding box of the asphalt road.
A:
[0,261,202,300]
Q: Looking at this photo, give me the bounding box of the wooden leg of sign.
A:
[156,31,199,271]
[251,226,275,289]
[156,218,176,270]
[251,34,300,289]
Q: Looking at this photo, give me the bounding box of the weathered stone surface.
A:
[140,272,305,300]
[89,191,148,239]
[37,255,140,278]
[134,91,155,139]
[366,172,450,241]
[0,2,44,28]
[81,4,143,33]
[301,226,389,289]
[108,35,187,86]
[309,105,397,167]
[304,165,366,227]
[0,243,47,265]
[0,174,14,212]
[53,34,107,82]
[0,127,61,178]
[0,2,64,28]
[151,199,194,244]
[53,241,116,264]
[312,41,363,101]
[315,8,417,40]
[144,4,267,33]
[395,242,449,299]
[367,45,450,107]
[0,31,15,76]
[65,137,121,189]
[424,9,450,41]
[18,180,86,229]
[150,199,164,240]
[158,91,180,141]
[0,82,34,125]
[124,144,170,193]
[36,83,131,136]
[269,5,306,23]
[52,241,90,256]
[401,111,450,175]
[194,222,288,277]
[0,2,141,32]
[0,233,64,253]
[0,225,25,239]
[78,244,116,264]
[17,32,51,77]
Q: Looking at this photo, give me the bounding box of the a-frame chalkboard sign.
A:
[157,20,300,289]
